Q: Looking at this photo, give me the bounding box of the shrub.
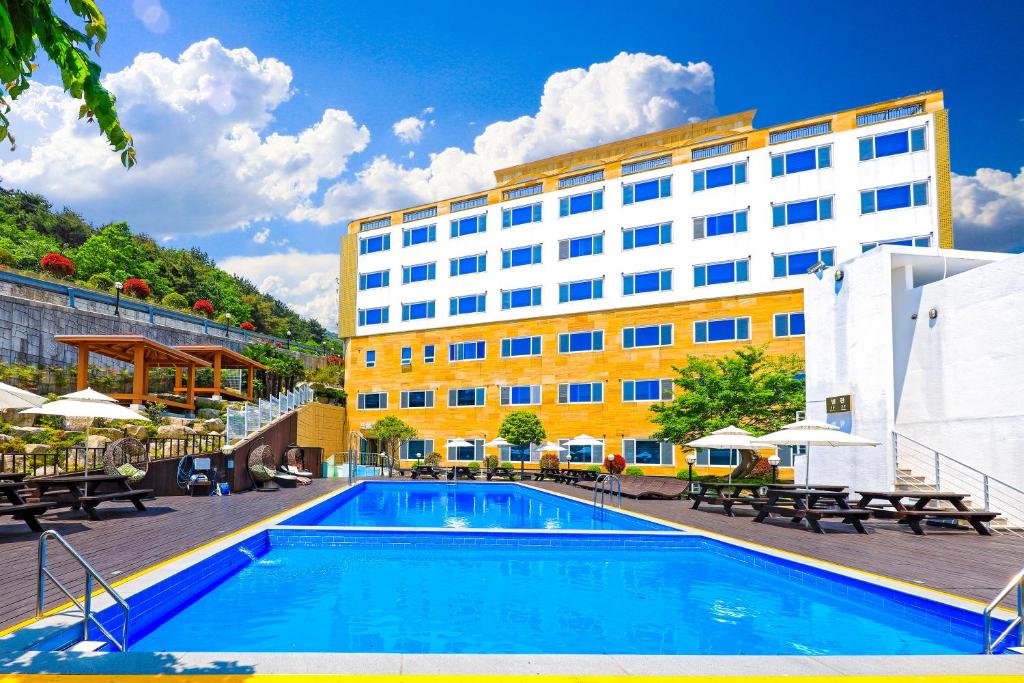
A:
[604,453,626,474]
[483,454,498,470]
[86,273,114,291]
[539,453,560,470]
[161,292,188,309]
[192,299,215,317]
[0,248,15,267]
[40,252,74,278]
[676,468,690,480]
[239,321,256,331]
[313,384,346,405]
[500,461,515,471]
[467,462,481,471]
[587,465,602,473]
[424,451,441,466]
[122,277,150,299]
[326,354,343,364]
[624,466,645,477]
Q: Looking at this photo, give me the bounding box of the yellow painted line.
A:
[0,483,350,638]
[2,675,1022,682]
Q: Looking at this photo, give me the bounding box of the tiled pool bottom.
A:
[92,529,994,656]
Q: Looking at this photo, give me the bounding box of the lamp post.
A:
[768,453,781,484]
[685,452,697,497]
[113,281,123,317]
[565,452,572,473]
[225,312,231,338]
[286,329,292,350]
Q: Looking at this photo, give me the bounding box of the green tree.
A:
[651,346,805,476]
[497,410,547,464]
[368,415,416,473]
[0,0,135,165]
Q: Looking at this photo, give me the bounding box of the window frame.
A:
[558,330,604,354]
[622,323,673,350]
[449,293,486,316]
[622,378,673,403]
[449,213,487,239]
[401,300,435,322]
[358,306,390,327]
[501,244,543,269]
[772,248,836,278]
[622,222,672,250]
[860,180,929,215]
[358,269,390,291]
[423,344,435,364]
[364,350,376,368]
[693,209,748,239]
[559,187,605,217]
[771,196,834,228]
[501,202,543,228]
[558,277,604,303]
[356,391,388,410]
[858,125,928,161]
[500,335,542,358]
[501,285,543,310]
[558,233,604,260]
[499,384,542,406]
[448,340,486,363]
[399,389,435,410]
[402,224,436,248]
[447,387,486,409]
[623,268,673,296]
[694,316,752,344]
[692,160,747,192]
[402,261,436,284]
[773,312,806,338]
[557,381,604,404]
[622,175,672,205]
[693,259,749,288]
[770,144,832,177]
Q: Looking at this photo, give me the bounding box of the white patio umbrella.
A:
[565,434,603,466]
[755,419,880,488]
[0,382,46,410]
[59,388,118,402]
[686,425,767,483]
[483,437,510,470]
[539,441,566,453]
[446,438,475,468]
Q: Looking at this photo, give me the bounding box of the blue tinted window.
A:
[403,225,436,247]
[365,350,376,367]
[559,331,603,353]
[359,270,389,290]
[503,244,541,268]
[560,189,603,216]
[403,263,435,283]
[423,345,435,363]
[707,262,735,285]
[877,184,911,211]
[358,306,389,326]
[695,317,750,343]
[360,234,390,254]
[559,278,602,303]
[503,203,542,228]
[785,148,816,174]
[694,162,745,192]
[502,336,541,357]
[450,294,485,315]
[624,223,671,250]
[502,286,541,310]
[623,177,670,205]
[569,383,592,403]
[563,233,603,259]
[633,380,660,401]
[402,301,435,321]
[624,324,672,349]
[705,165,733,189]
[787,199,818,224]
[449,341,486,362]
[451,214,486,238]
[874,131,910,157]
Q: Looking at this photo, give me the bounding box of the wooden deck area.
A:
[0,480,343,632]
[529,481,1024,605]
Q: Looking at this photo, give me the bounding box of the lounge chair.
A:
[278,446,313,484]
[248,444,300,491]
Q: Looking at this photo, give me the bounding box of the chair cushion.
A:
[116,462,146,484]
[251,464,276,482]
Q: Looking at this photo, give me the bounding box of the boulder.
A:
[203,418,225,433]
[0,434,14,445]
[88,427,124,439]
[196,408,221,420]
[2,408,37,427]
[34,465,63,477]
[156,424,196,439]
[63,416,95,431]
[24,443,50,455]
[11,426,45,440]
[124,424,149,439]
[165,417,192,427]
[84,434,111,450]
[195,397,225,411]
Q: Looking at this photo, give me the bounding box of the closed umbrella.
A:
[0,382,46,410]
[686,425,765,483]
[756,419,879,489]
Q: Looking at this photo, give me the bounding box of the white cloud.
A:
[0,38,370,237]
[392,116,427,144]
[952,168,1024,252]
[298,52,715,223]
[219,251,339,328]
[252,227,270,244]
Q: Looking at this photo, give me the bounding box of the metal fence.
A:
[1,434,225,477]
[224,384,314,444]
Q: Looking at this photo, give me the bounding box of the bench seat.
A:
[0,501,56,532]
[77,489,153,520]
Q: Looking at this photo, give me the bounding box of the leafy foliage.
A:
[496,410,546,448]
[0,0,135,165]
[239,321,255,331]
[242,343,305,385]
[650,345,805,446]
[40,251,73,277]
[192,299,214,317]
[86,272,113,291]
[121,277,149,298]
[539,452,559,470]
[369,415,417,463]
[624,466,644,477]
[160,292,187,309]
[604,453,626,474]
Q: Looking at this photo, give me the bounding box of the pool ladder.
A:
[983,566,1024,654]
[37,530,130,652]
[593,474,621,512]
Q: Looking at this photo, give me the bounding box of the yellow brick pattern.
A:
[344,291,804,475]
[933,109,954,248]
[338,234,358,337]
[296,402,348,462]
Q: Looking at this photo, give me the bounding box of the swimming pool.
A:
[281,481,668,531]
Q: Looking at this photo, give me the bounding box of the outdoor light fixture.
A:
[767,453,781,484]
[225,312,231,338]
[685,452,697,495]
[286,329,292,349]
[929,308,939,320]
[834,268,845,282]
[113,281,123,317]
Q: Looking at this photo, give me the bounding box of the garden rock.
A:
[12,426,45,440]
[84,434,111,450]
[124,424,149,439]
[157,424,196,439]
[203,418,225,433]
[34,465,63,477]
[195,397,225,411]
[88,427,124,439]
[197,408,221,420]
[24,443,50,455]
[64,417,95,431]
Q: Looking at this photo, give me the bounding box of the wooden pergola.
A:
[55,335,211,411]
[173,345,267,401]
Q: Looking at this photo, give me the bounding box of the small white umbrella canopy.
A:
[445,438,475,469]
[756,419,880,488]
[21,400,149,421]
[539,441,566,452]
[686,425,767,483]
[59,387,118,402]
[483,437,510,448]
[0,382,46,410]
[565,434,603,446]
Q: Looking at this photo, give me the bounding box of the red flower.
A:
[239,321,256,331]
[122,278,151,299]
[326,354,343,364]
[192,299,215,317]
[604,454,626,475]
[40,253,75,278]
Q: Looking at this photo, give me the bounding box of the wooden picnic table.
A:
[768,483,848,492]
[854,490,998,536]
[754,488,871,534]
[0,472,27,482]
[0,480,55,532]
[446,465,479,480]
[35,474,152,521]
[691,481,767,516]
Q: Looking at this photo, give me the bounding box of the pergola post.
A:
[173,366,182,392]
[186,364,196,411]
[130,343,146,411]
[76,343,90,391]
[247,366,255,401]
[212,350,222,401]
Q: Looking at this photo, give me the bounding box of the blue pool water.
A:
[281,481,668,530]
[125,532,987,655]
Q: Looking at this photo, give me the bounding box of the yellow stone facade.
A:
[296,402,348,463]
[344,290,804,475]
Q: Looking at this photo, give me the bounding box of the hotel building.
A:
[338,90,953,474]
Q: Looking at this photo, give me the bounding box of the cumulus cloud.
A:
[0,38,370,236]
[952,168,1024,252]
[252,227,270,244]
[219,251,339,328]
[393,116,427,144]
[296,52,715,223]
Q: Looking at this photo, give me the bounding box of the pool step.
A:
[67,640,107,653]
[1007,646,1024,655]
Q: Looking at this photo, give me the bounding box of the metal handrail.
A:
[983,567,1024,654]
[37,530,130,652]
[593,474,621,511]
[895,431,1024,497]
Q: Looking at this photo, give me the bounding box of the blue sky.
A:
[4,0,1022,324]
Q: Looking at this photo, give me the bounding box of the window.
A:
[557,438,604,463]
[693,259,749,287]
[358,306,389,326]
[772,197,833,227]
[502,286,542,309]
[450,214,486,238]
[365,350,376,368]
[500,443,537,463]
[502,202,542,228]
[451,195,487,212]
[402,262,436,284]
[774,312,806,338]
[449,293,486,316]
[856,103,924,126]
[623,222,671,250]
[447,437,484,461]
[774,445,806,467]
[403,207,437,223]
[557,382,603,404]
[501,335,541,358]
[500,384,541,406]
[401,438,433,461]
[358,270,389,291]
[423,345,435,364]
[402,224,436,247]
[448,340,486,362]
[401,301,435,321]
[861,235,931,252]
[559,233,603,260]
[694,210,748,239]
[400,347,412,366]
[861,181,929,214]
[447,388,485,408]
[623,269,672,295]
[624,439,673,465]
[558,330,603,354]
[859,126,927,160]
[769,121,832,145]
[400,389,434,409]
[360,217,391,231]
[622,379,673,402]
[694,317,751,343]
[450,253,486,277]
[623,176,671,205]
[503,183,542,201]
[771,144,831,177]
[356,392,387,410]
[696,448,739,467]
[559,188,604,216]
[559,169,604,188]
[773,248,835,278]
[693,161,746,191]
[359,233,390,254]
[623,323,672,349]
[502,244,542,268]
[558,277,603,303]
[621,154,671,175]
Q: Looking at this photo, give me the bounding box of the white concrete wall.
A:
[353,112,941,336]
